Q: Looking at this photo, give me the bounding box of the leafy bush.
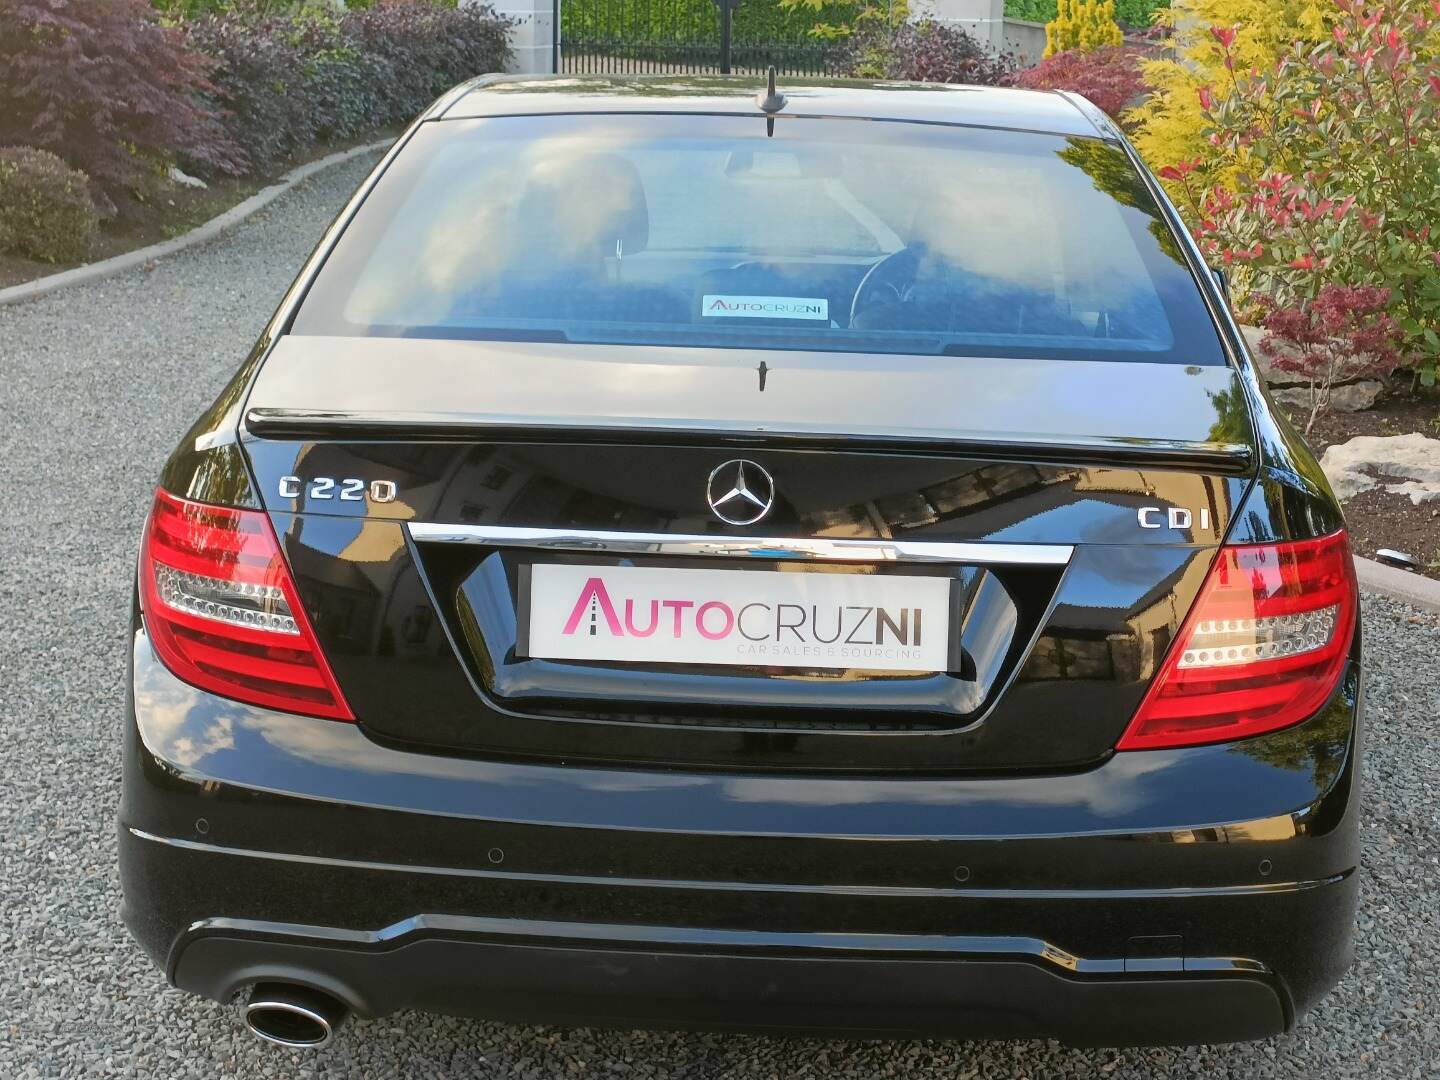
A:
[342,2,510,125]
[350,0,461,7]
[1171,0,1440,389]
[179,17,317,173]
[290,12,387,144]
[1044,0,1122,56]
[775,0,892,45]
[182,2,511,176]
[1126,1,1332,199]
[152,0,308,16]
[0,147,100,263]
[0,0,242,214]
[841,18,1017,84]
[1014,45,1145,118]
[340,0,462,9]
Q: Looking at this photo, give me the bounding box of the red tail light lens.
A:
[1117,531,1356,751]
[139,488,354,721]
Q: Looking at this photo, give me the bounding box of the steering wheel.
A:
[849,245,925,327]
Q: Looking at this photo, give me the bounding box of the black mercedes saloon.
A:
[120,75,1361,1049]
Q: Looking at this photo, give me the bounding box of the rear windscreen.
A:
[292,113,1225,365]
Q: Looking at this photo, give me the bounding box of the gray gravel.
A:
[2,153,1438,1077]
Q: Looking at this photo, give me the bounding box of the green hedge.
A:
[562,0,862,45]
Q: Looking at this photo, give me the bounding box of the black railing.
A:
[557,0,853,76]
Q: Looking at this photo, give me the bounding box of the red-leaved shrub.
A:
[843,19,1018,85]
[0,0,242,213]
[1013,45,1146,119]
[1258,285,1403,434]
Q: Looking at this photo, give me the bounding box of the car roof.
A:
[433,74,1105,138]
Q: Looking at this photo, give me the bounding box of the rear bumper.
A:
[125,838,1351,1046]
[152,902,1313,1046]
[120,627,1361,1046]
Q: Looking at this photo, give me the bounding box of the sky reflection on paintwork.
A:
[134,634,1330,840]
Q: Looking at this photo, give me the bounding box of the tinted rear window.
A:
[293,114,1224,365]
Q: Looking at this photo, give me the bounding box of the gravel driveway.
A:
[1,153,1437,1078]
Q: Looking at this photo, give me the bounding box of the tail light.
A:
[139,488,354,721]
[1117,531,1356,751]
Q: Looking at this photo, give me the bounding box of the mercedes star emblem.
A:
[706,459,775,526]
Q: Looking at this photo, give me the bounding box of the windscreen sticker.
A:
[702,294,829,321]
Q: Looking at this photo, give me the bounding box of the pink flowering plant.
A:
[1161,0,1440,399]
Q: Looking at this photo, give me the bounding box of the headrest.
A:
[516,153,649,261]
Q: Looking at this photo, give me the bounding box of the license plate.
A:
[523,563,953,673]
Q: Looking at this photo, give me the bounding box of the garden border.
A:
[0,139,392,308]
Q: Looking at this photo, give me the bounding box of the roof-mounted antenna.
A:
[756,65,786,115]
[756,66,786,136]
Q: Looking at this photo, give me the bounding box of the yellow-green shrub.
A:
[1044,0,1123,57]
[1125,1,1332,197]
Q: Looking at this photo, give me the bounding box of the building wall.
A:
[911,0,1008,52]
[1003,18,1048,66]
[467,0,554,74]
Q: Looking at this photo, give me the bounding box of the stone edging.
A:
[0,139,391,308]
[1355,556,1440,615]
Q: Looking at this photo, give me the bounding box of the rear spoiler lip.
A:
[243,407,1255,474]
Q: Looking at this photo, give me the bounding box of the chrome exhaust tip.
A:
[243,982,347,1048]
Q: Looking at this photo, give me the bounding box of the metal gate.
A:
[555,0,855,76]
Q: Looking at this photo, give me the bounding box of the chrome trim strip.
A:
[405,522,1074,566]
[182,910,1280,978]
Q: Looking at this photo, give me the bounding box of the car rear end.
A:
[119,77,1360,1047]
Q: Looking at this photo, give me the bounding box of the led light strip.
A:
[1178,605,1338,669]
[153,564,299,635]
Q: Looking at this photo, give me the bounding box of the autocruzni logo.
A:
[526,564,951,672]
[562,576,926,649]
[700,294,829,321]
